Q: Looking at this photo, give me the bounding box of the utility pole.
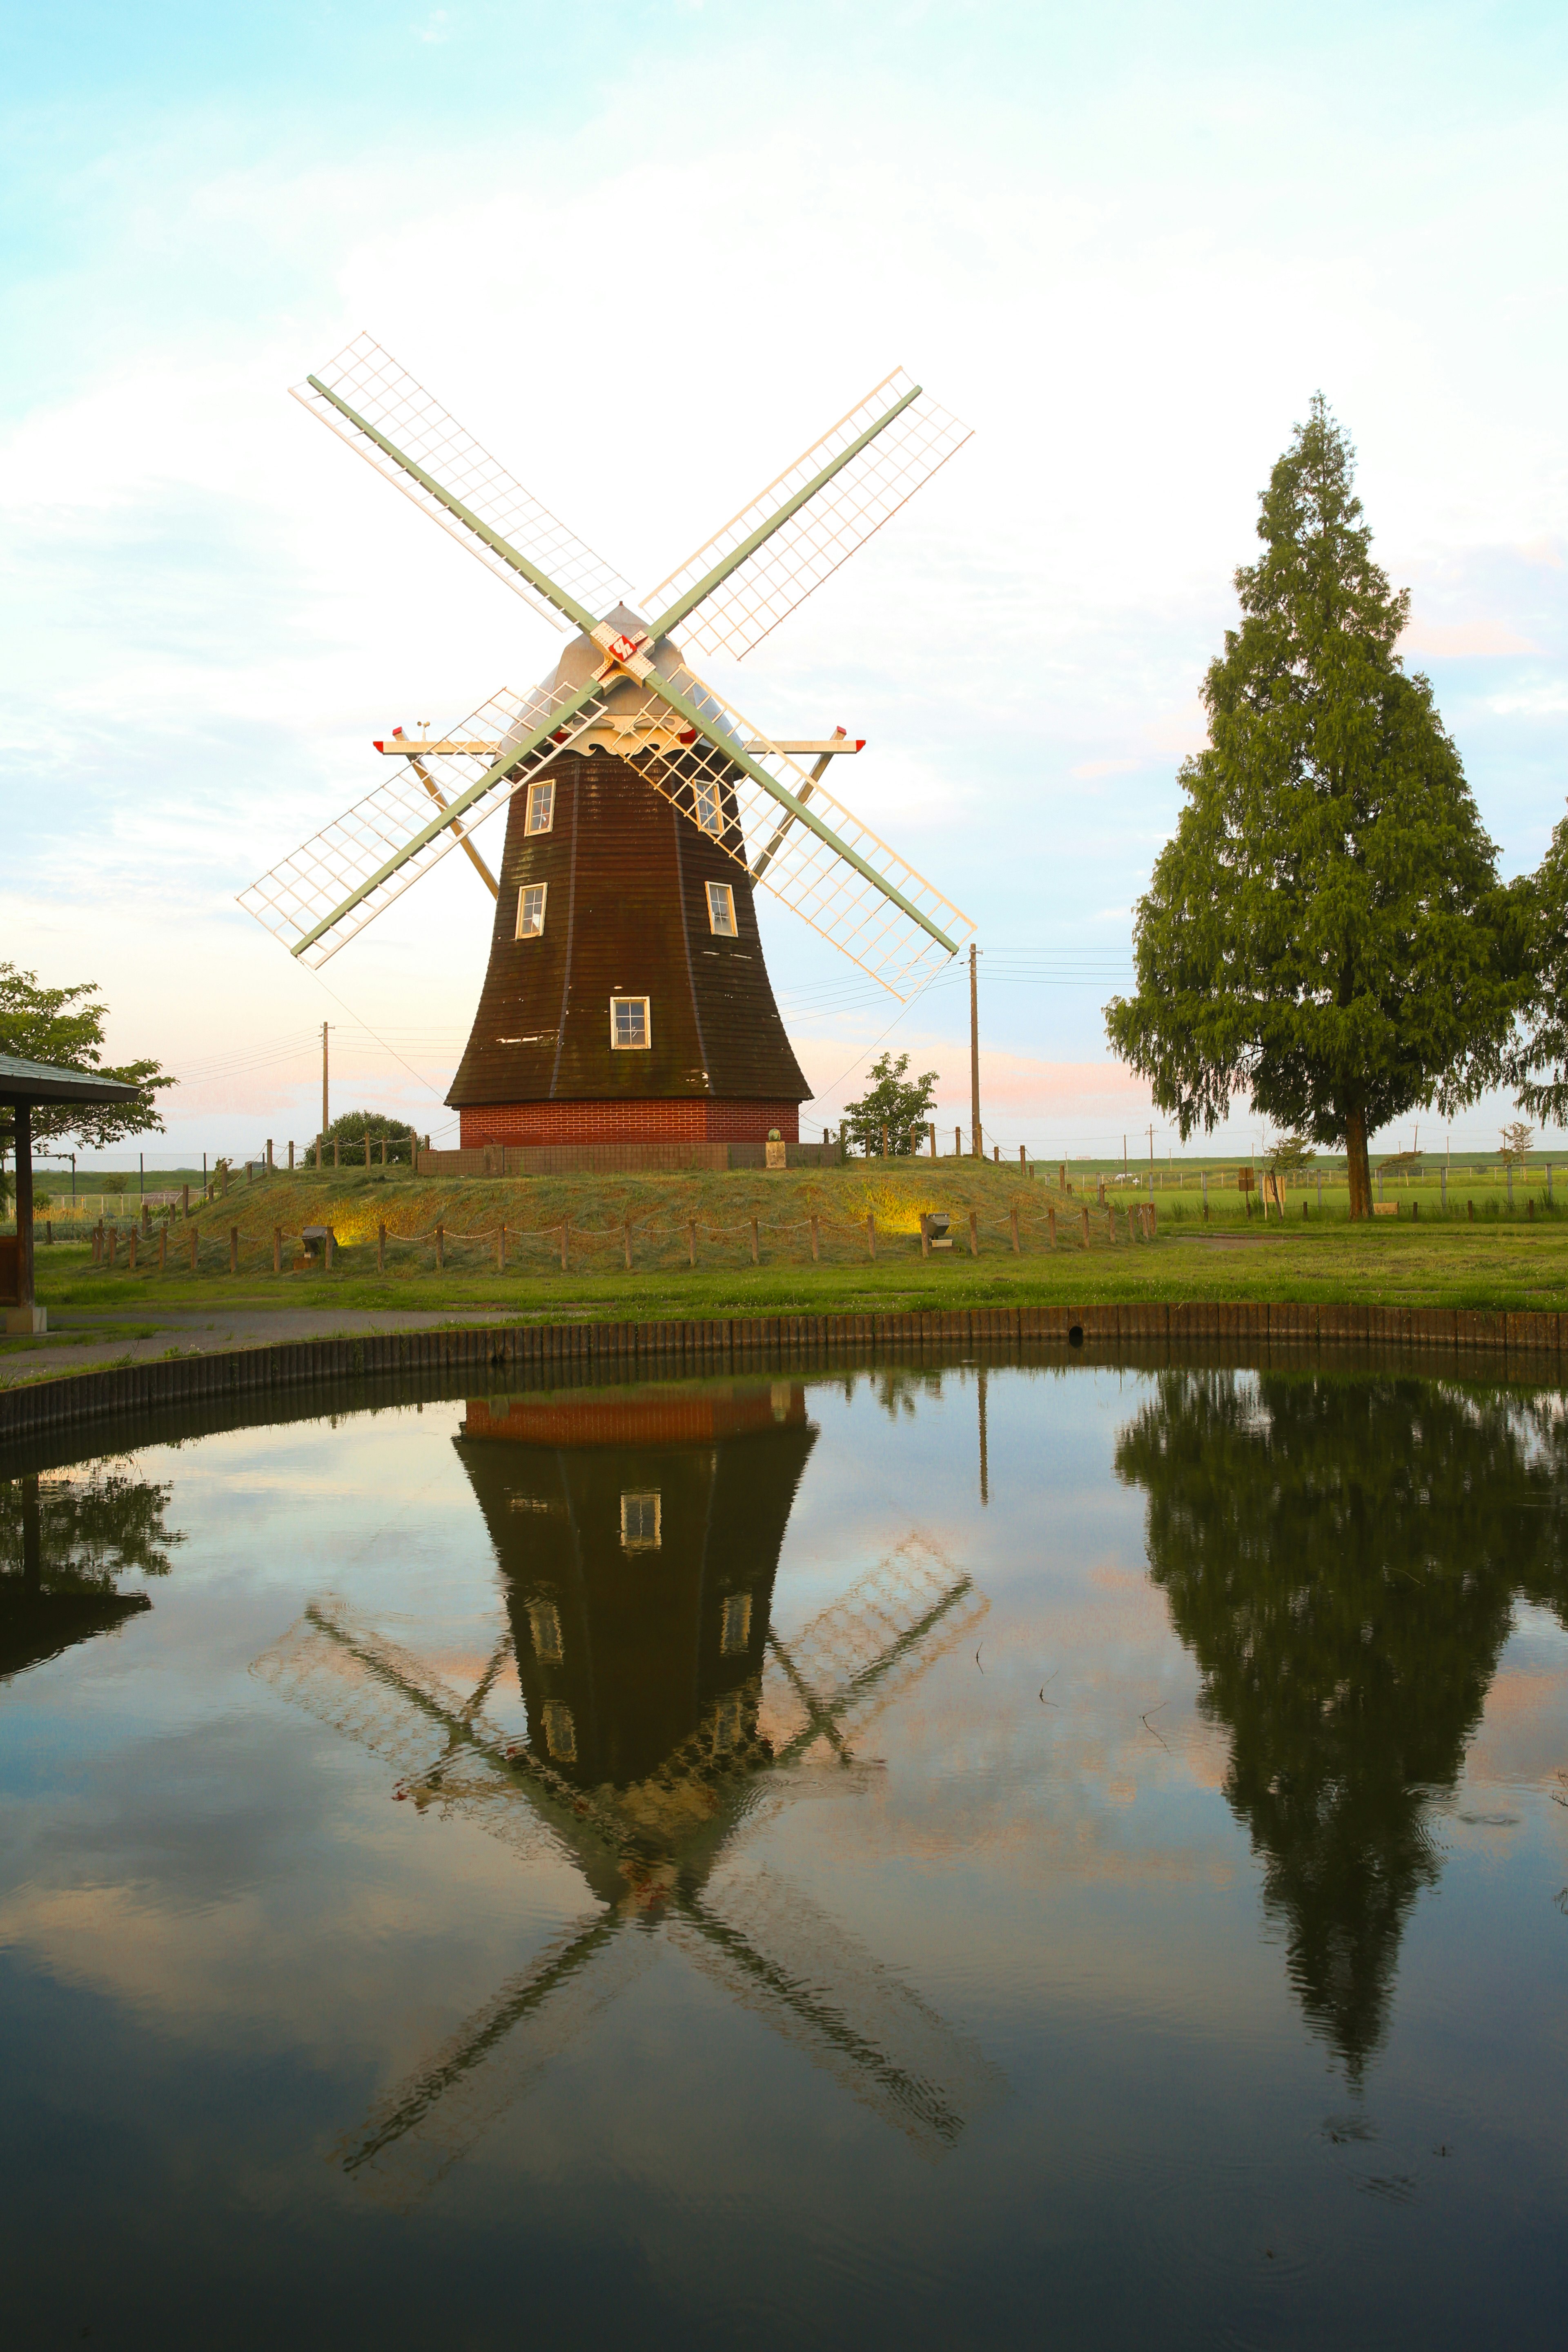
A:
[1123,1134,1127,1176]
[969,942,982,1159]
[321,1022,330,1147]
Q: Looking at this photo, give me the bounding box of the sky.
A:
[4,0,1566,1165]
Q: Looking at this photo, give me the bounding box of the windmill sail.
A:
[339,1911,656,2206]
[238,680,606,967]
[619,662,974,998]
[670,1871,1002,2157]
[294,334,630,633]
[644,368,972,661]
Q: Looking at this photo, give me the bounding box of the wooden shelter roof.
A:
[0,1053,141,1109]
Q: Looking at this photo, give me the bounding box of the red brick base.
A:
[459,1099,801,1148]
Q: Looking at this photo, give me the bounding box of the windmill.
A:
[251,1385,998,2202]
[240,337,975,1153]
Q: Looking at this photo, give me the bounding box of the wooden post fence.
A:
[189,1227,197,1272]
[1080,1206,1090,1247]
[1048,1206,1057,1249]
[274,1227,282,1274]
[866,1214,877,1261]
[378,1224,386,1273]
[810,1216,820,1262]
[750,1217,759,1264]
[559,1221,569,1272]
[624,1220,633,1270]
[435,1225,445,1270]
[497,1224,506,1274]
[688,1221,697,1268]
[158,1226,167,1272]
[128,1231,137,1272]
[1010,1207,1020,1253]
[229,1226,238,1274]
[968,1210,978,1257]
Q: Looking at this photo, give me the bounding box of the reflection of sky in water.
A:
[2,1364,1566,2348]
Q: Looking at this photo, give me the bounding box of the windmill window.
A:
[515,882,548,939]
[541,1701,577,1762]
[706,881,737,936]
[720,1591,753,1654]
[527,1598,564,1664]
[621,1490,661,1550]
[693,781,723,836]
[610,995,650,1050]
[713,1691,744,1753]
[524,779,555,835]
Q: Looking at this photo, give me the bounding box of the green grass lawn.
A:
[24,1163,1568,1319]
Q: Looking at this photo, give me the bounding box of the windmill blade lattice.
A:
[340,1911,655,2207]
[238,681,605,967]
[669,1869,1003,2157]
[761,1534,988,1759]
[645,369,972,661]
[626,663,973,998]
[294,333,630,633]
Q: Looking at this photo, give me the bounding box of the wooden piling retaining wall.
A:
[2,1299,1566,1454]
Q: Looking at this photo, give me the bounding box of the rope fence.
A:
[72,1198,1175,1281]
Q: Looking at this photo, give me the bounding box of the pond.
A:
[2,1353,1566,2348]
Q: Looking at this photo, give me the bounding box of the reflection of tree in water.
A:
[0,1462,181,1590]
[1115,1372,1568,2078]
[0,1461,179,1681]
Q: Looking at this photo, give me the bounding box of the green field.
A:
[18,1160,1568,1321]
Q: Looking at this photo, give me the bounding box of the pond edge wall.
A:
[1,1300,1564,1450]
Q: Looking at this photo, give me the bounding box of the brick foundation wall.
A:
[459,1099,801,1148]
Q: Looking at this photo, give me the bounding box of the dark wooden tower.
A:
[447,612,808,1151]
[455,1380,815,1802]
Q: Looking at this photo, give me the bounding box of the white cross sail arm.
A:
[293,333,630,634]
[643,368,972,662]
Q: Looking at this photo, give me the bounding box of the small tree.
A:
[1268,1133,1315,1174]
[841,1054,940,1158]
[1104,399,1524,1221]
[0,963,174,1211]
[1499,1120,1533,1169]
[323,1109,416,1164]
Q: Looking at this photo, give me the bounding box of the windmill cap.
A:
[546,604,742,746]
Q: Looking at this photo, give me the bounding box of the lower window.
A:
[515,882,547,939]
[706,880,737,936]
[610,994,650,1049]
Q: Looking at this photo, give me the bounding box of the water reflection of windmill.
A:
[253,1381,997,2202]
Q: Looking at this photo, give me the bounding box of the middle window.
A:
[515,882,548,939]
[706,880,737,936]
[610,995,650,1049]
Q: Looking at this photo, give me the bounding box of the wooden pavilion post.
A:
[13,1100,35,1325]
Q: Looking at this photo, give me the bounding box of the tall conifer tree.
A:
[1105,398,1521,1217]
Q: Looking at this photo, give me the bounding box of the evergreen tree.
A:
[1116,1368,1568,2075]
[1506,808,1568,1122]
[1105,399,1522,1218]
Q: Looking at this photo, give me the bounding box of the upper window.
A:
[693,780,723,836]
[524,779,555,835]
[706,880,737,937]
[610,995,650,1050]
[515,882,548,940]
[621,1490,661,1550]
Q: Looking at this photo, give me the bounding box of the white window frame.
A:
[720,1591,753,1655]
[706,880,737,937]
[527,1598,564,1663]
[693,780,723,836]
[524,778,555,835]
[541,1700,577,1762]
[515,882,548,940]
[620,1490,662,1550]
[610,995,650,1051]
